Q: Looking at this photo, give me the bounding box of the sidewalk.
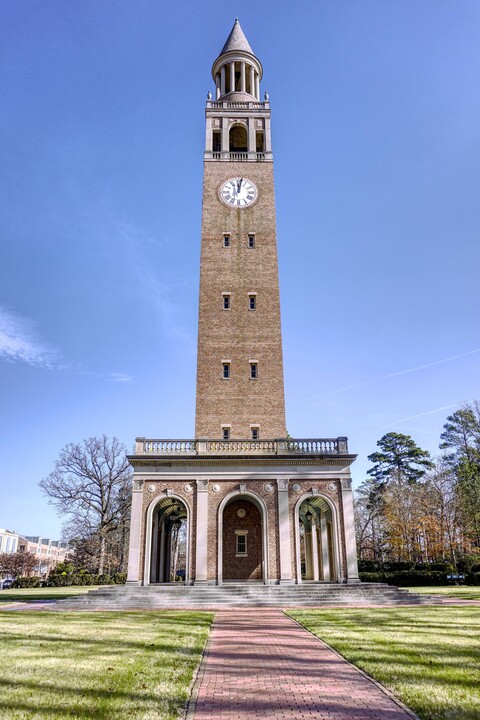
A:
[191,609,417,720]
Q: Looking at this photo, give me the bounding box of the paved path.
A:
[192,610,416,720]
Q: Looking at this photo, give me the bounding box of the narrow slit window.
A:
[223,363,231,379]
[248,234,255,248]
[251,427,259,440]
[223,235,230,247]
[223,294,231,310]
[250,362,258,379]
[222,426,230,440]
[248,294,256,310]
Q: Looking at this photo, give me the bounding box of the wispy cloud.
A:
[109,372,134,383]
[330,347,480,395]
[385,403,461,427]
[0,306,60,369]
[117,222,196,347]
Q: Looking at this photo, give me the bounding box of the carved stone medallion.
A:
[147,483,156,493]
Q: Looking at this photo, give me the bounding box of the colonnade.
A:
[215,60,261,99]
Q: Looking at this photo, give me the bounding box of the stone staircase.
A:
[52,583,439,610]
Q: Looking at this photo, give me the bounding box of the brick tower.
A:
[195,19,286,441]
[126,20,359,589]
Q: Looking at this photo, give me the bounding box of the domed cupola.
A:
[212,19,263,100]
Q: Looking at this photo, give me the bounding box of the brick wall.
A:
[195,160,287,439]
[222,499,262,580]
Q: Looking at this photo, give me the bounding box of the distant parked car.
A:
[0,579,14,590]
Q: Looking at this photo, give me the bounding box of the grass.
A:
[0,586,100,605]
[288,606,480,720]
[406,586,480,600]
[0,610,212,719]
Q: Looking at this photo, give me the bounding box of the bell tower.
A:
[195,19,286,440]
[125,19,359,591]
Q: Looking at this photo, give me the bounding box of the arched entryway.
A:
[146,497,189,584]
[295,496,339,583]
[218,492,268,584]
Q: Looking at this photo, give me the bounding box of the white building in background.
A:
[0,528,20,554]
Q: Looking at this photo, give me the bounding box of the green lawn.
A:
[0,610,212,719]
[0,586,100,605]
[406,586,480,600]
[288,606,480,720]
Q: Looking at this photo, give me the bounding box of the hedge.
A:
[12,576,42,588]
[47,571,127,587]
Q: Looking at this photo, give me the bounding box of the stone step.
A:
[52,583,439,610]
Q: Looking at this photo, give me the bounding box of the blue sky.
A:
[1,1,479,539]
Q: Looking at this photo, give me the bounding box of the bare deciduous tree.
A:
[0,551,37,578]
[39,435,132,574]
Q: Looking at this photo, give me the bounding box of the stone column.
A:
[221,117,229,156]
[215,73,220,99]
[220,65,226,96]
[250,66,255,97]
[248,117,256,155]
[277,478,293,583]
[195,479,209,584]
[205,116,212,153]
[240,61,246,92]
[304,531,313,580]
[150,514,159,583]
[126,480,143,584]
[311,521,320,581]
[341,478,360,582]
[320,514,330,581]
[264,116,272,153]
[230,61,235,92]
[255,74,260,100]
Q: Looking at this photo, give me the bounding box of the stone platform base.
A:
[52,583,439,610]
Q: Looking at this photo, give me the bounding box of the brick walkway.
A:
[192,610,416,720]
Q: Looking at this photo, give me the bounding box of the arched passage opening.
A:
[229,124,248,152]
[149,498,188,584]
[218,491,269,584]
[296,496,339,582]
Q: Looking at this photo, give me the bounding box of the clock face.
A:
[220,178,257,208]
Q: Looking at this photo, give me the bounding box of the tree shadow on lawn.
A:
[0,676,184,719]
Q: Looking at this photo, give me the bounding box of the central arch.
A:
[217,490,269,585]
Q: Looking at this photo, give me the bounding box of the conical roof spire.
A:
[220,18,255,56]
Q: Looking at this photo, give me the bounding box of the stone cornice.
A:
[128,454,357,470]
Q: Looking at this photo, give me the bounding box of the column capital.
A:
[196,478,209,493]
[277,478,289,492]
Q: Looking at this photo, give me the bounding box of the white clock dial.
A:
[220,178,257,208]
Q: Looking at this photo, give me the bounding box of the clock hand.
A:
[237,178,242,192]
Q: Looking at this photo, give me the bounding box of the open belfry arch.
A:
[126,19,360,587]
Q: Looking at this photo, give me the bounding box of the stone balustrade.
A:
[208,101,267,110]
[135,437,349,456]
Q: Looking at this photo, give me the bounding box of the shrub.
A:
[466,572,480,586]
[112,572,127,584]
[359,570,448,586]
[12,576,41,588]
[98,574,114,585]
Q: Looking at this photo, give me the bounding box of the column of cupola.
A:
[214,60,261,99]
